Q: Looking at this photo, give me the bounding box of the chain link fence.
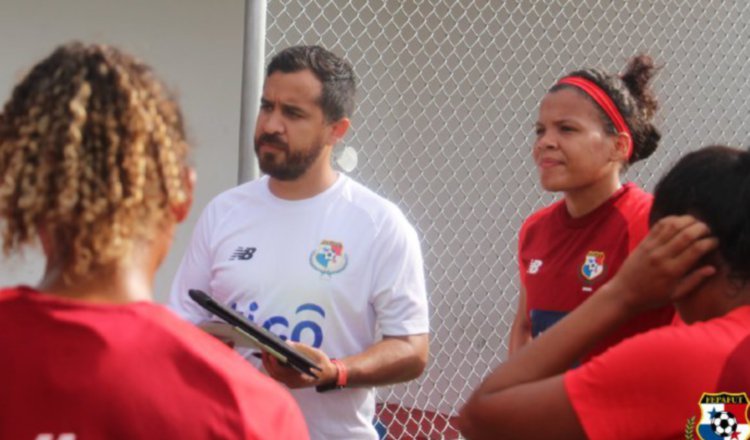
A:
[265,1,750,438]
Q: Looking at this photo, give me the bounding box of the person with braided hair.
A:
[459,145,750,439]
[0,42,307,439]
[508,55,674,362]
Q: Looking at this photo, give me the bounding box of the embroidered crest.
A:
[310,240,348,275]
[580,251,605,281]
[695,392,750,439]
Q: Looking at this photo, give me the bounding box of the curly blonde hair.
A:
[0,42,190,277]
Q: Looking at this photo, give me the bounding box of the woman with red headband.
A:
[507,55,673,362]
[459,145,750,439]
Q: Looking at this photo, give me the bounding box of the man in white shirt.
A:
[170,45,429,440]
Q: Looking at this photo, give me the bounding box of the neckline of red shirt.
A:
[554,183,636,229]
[1,285,154,310]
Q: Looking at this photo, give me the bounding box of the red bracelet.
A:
[316,359,347,393]
[332,359,348,388]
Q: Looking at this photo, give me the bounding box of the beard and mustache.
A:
[254,133,325,181]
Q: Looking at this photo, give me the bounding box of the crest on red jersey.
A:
[580,251,605,281]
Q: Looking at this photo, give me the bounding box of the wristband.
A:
[315,359,347,393]
[333,359,347,387]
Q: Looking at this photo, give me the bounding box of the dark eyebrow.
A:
[281,103,308,116]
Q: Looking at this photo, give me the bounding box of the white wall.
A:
[0,0,245,303]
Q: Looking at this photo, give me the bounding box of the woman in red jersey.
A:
[459,145,750,440]
[508,55,673,362]
[0,42,307,440]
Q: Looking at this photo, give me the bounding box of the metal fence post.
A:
[238,0,266,183]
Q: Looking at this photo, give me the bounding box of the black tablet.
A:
[188,289,321,378]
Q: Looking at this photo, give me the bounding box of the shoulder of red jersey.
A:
[521,199,565,232]
[617,183,653,211]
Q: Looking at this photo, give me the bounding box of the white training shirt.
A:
[170,174,429,440]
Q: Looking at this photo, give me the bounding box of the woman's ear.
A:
[37,224,54,257]
[612,132,632,163]
[172,167,195,223]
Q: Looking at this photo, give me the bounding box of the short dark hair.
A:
[267,45,356,122]
[650,145,750,281]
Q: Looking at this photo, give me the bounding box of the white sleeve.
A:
[168,201,216,324]
[370,211,429,336]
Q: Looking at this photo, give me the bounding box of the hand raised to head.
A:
[607,215,718,312]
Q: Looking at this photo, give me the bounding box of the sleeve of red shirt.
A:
[518,212,541,296]
[242,387,309,440]
[231,362,309,439]
[563,327,701,440]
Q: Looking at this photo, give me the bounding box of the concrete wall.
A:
[0,0,245,302]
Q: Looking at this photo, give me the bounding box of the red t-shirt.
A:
[565,305,750,440]
[519,183,673,361]
[0,287,308,440]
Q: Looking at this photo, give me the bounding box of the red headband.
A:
[557,76,633,159]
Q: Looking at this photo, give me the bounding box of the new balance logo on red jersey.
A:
[230,247,257,261]
[528,259,543,274]
[36,434,76,440]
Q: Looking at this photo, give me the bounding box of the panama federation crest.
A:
[580,251,605,282]
[691,392,750,440]
[310,240,348,276]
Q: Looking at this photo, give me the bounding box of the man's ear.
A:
[327,117,351,146]
[172,167,195,223]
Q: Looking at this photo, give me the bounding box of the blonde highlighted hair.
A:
[0,42,190,277]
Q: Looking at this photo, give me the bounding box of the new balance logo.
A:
[230,247,257,261]
[528,259,543,274]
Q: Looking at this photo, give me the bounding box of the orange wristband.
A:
[332,359,347,388]
[316,358,347,393]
